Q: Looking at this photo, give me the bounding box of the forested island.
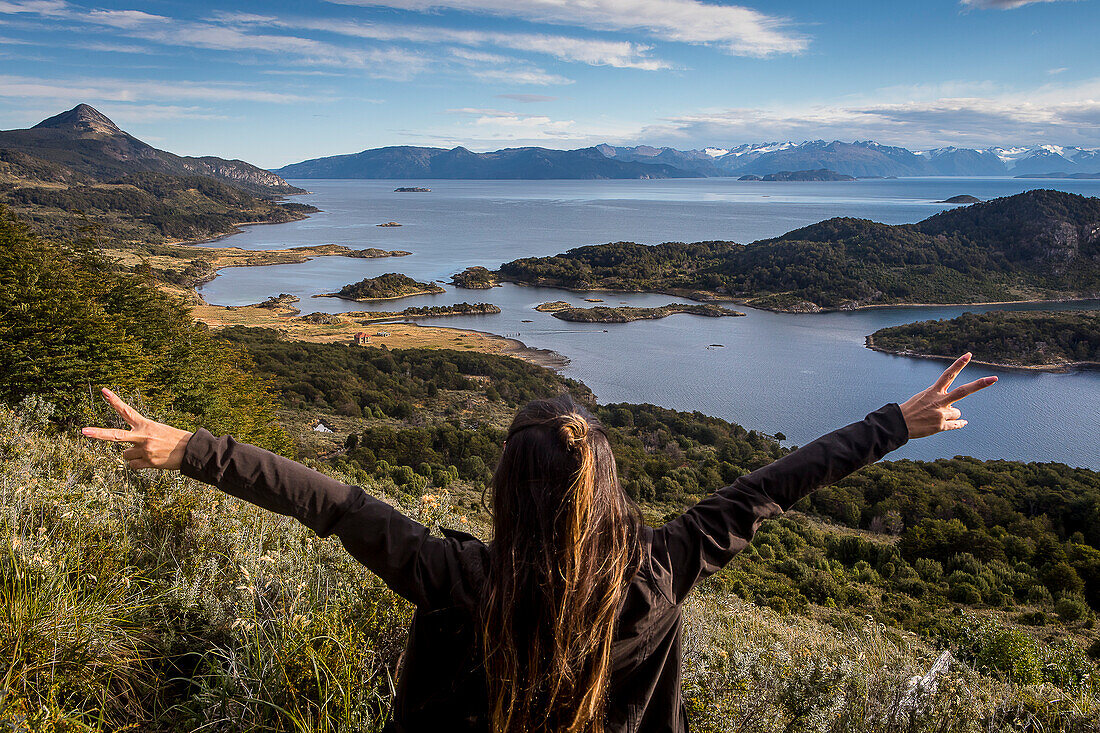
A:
[868,310,1100,369]
[495,190,1100,312]
[451,265,499,288]
[317,272,446,301]
[351,302,501,321]
[5,203,1100,730]
[548,303,744,322]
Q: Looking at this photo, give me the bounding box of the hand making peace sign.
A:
[82,388,193,470]
[898,353,998,439]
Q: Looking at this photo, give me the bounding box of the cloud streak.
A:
[960,0,1077,9]
[326,0,808,56]
[212,12,671,70]
[635,79,1100,149]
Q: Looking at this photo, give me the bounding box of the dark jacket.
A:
[181,403,909,733]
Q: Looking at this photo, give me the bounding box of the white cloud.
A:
[960,0,1077,8]
[497,93,558,103]
[326,0,808,56]
[0,1,67,15]
[473,67,574,86]
[0,74,321,104]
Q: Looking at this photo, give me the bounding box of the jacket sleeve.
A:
[179,428,476,608]
[649,403,909,604]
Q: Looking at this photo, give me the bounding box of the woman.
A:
[84,354,995,733]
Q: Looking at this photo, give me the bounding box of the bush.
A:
[1056,595,1090,622]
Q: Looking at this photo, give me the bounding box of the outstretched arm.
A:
[82,389,478,607]
[651,354,996,603]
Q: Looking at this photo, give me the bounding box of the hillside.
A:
[0,106,317,254]
[273,144,700,179]
[496,190,1100,311]
[4,207,1100,728]
[868,310,1100,369]
[0,104,302,196]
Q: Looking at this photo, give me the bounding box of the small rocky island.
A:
[940,195,981,204]
[394,186,431,192]
[867,310,1100,370]
[316,273,446,302]
[535,301,573,312]
[548,303,745,323]
[451,266,499,289]
[377,221,402,227]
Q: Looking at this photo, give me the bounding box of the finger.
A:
[101,388,147,428]
[944,376,998,404]
[932,353,972,392]
[122,446,144,460]
[943,406,962,421]
[128,458,155,470]
[943,419,968,430]
[82,427,143,443]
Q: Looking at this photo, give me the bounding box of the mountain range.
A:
[275,139,1100,180]
[0,104,302,196]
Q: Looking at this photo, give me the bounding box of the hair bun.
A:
[558,413,590,451]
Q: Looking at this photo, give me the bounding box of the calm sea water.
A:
[198,178,1100,469]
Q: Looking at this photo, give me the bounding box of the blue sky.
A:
[0,0,1097,167]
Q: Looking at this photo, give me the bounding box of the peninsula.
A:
[316,273,446,302]
[547,303,744,323]
[495,190,1100,313]
[867,310,1100,370]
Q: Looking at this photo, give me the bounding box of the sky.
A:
[0,0,1098,167]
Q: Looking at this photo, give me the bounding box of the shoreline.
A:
[864,335,1100,373]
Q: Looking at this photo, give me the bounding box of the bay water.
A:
[197,178,1100,469]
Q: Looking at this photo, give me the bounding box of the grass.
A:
[1,397,1098,732]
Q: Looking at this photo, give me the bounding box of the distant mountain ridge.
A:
[0,104,303,196]
[277,138,1100,180]
[275,144,700,180]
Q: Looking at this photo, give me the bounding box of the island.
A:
[549,303,745,323]
[940,195,981,204]
[736,169,856,182]
[349,302,501,322]
[494,190,1100,313]
[394,186,431,192]
[867,310,1100,370]
[760,169,857,182]
[451,266,499,289]
[315,272,446,302]
[377,221,402,227]
[535,301,573,312]
[1016,172,1100,180]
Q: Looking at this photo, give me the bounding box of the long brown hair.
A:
[481,394,641,733]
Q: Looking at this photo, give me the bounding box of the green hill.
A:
[497,190,1100,311]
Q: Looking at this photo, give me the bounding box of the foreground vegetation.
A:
[497,190,1100,311]
[869,310,1100,368]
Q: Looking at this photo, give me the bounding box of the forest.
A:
[870,310,1100,367]
[497,190,1100,311]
